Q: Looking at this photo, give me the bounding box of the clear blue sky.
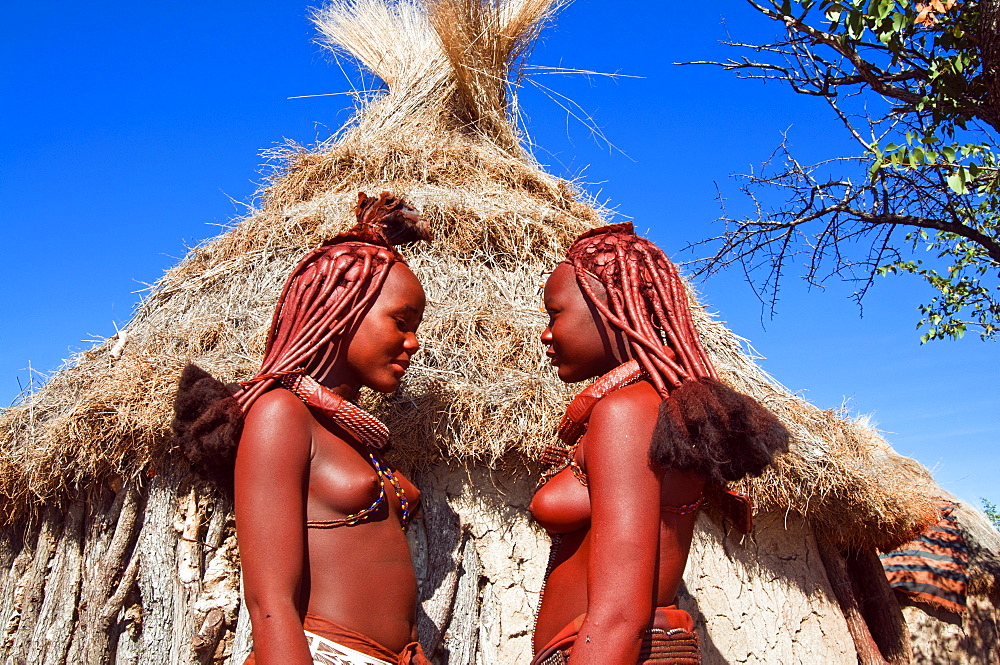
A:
[1,1,996,507]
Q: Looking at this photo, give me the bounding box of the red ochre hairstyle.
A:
[564,223,787,485]
[171,192,432,488]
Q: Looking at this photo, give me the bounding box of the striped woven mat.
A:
[879,501,969,614]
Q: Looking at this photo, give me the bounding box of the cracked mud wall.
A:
[681,512,857,665]
[0,462,862,665]
[400,464,859,665]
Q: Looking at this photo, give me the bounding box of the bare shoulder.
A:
[585,380,661,459]
[589,380,661,426]
[238,388,313,460]
[244,387,309,425]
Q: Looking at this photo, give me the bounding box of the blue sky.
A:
[1,1,996,507]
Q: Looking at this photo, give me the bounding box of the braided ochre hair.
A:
[172,192,431,488]
[565,223,787,484]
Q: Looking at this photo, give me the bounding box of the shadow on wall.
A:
[676,580,727,665]
[406,462,550,665]
[902,595,1000,664]
[407,473,464,659]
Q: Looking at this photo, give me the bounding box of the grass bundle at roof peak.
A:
[310,0,561,154]
[0,0,943,556]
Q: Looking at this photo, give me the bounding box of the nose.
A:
[404,332,420,354]
[540,326,552,346]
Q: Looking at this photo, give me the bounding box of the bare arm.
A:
[234,389,314,665]
[569,384,662,665]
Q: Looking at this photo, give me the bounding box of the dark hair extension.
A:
[170,192,431,489]
[564,223,787,483]
[171,364,242,494]
[650,378,788,485]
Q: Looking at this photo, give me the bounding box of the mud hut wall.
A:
[403,464,862,665]
[682,512,858,665]
[406,464,548,664]
[0,463,988,665]
[0,470,240,665]
[0,463,867,665]
[901,596,1000,665]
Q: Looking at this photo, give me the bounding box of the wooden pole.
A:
[816,535,889,665]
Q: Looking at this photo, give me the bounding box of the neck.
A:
[305,345,362,401]
[308,366,361,402]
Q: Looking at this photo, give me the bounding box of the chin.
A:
[367,374,403,394]
[556,366,586,383]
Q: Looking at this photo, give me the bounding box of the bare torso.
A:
[529,382,704,653]
[302,406,420,651]
[235,388,420,661]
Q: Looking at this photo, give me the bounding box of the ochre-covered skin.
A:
[531,261,705,663]
[234,222,427,663]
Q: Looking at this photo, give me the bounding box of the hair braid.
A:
[564,223,787,485]
[235,245,394,412]
[172,191,431,490]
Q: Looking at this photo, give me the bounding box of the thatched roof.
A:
[939,492,1000,600]
[0,0,964,563]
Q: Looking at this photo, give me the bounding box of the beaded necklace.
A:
[539,360,645,486]
[538,359,704,517]
[280,373,411,529]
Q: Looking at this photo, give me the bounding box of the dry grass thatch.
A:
[938,491,1000,600]
[0,0,963,560]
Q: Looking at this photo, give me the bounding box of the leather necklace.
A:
[281,373,390,449]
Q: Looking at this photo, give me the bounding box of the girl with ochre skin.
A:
[530,224,785,664]
[231,193,432,665]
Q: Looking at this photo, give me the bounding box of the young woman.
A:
[174,192,432,665]
[530,223,786,665]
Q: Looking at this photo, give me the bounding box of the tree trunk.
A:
[816,536,888,665]
[845,549,913,665]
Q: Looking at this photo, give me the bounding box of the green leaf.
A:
[946,169,968,194]
[718,0,1000,344]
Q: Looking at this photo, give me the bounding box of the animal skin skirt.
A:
[531,606,700,665]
